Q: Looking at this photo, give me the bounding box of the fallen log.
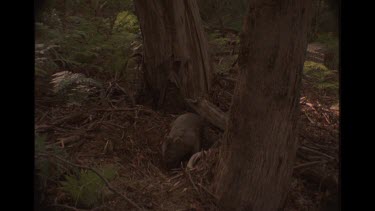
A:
[185,98,228,131]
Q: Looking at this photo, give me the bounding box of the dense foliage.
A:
[35,0,139,79]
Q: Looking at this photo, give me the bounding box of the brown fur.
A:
[162,113,204,169]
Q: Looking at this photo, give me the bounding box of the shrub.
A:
[303,61,338,96]
[60,165,118,208]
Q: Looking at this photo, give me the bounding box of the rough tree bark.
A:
[134,0,228,129]
[134,0,213,106]
[213,1,313,211]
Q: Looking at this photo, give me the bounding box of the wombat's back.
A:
[169,113,204,136]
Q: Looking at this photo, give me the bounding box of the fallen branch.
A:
[167,181,183,193]
[185,98,228,130]
[168,173,184,182]
[184,168,200,196]
[299,146,335,160]
[303,111,315,124]
[322,112,331,124]
[187,151,204,169]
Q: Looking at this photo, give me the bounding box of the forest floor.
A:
[35,31,339,211]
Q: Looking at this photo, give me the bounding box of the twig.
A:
[37,152,143,210]
[168,173,184,182]
[53,112,85,126]
[167,181,183,193]
[225,91,233,97]
[145,126,156,132]
[115,83,135,106]
[102,121,127,129]
[197,183,218,201]
[147,162,168,180]
[51,203,87,211]
[322,112,331,124]
[115,159,148,177]
[231,55,238,68]
[184,169,200,195]
[303,111,315,124]
[58,135,81,148]
[121,131,125,140]
[294,160,327,170]
[218,57,224,65]
[299,146,335,160]
[222,77,237,82]
[38,111,50,122]
[134,109,139,128]
[104,82,115,98]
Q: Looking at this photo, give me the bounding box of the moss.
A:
[303,61,330,75]
[303,61,338,95]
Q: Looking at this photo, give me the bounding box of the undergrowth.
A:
[35,0,139,80]
[35,0,141,107]
[60,165,118,208]
[303,61,338,97]
[208,32,239,75]
[51,71,103,105]
[35,134,70,207]
[35,134,119,208]
[314,33,339,69]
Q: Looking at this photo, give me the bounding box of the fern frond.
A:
[60,165,118,207]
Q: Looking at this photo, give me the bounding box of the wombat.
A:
[162,113,204,169]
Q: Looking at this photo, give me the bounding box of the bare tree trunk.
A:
[213,1,313,210]
[134,0,213,108]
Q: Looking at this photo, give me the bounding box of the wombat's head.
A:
[162,136,191,169]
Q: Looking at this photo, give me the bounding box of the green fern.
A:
[51,71,103,105]
[36,1,140,77]
[60,165,118,208]
[303,61,338,95]
[303,61,330,77]
[35,43,60,77]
